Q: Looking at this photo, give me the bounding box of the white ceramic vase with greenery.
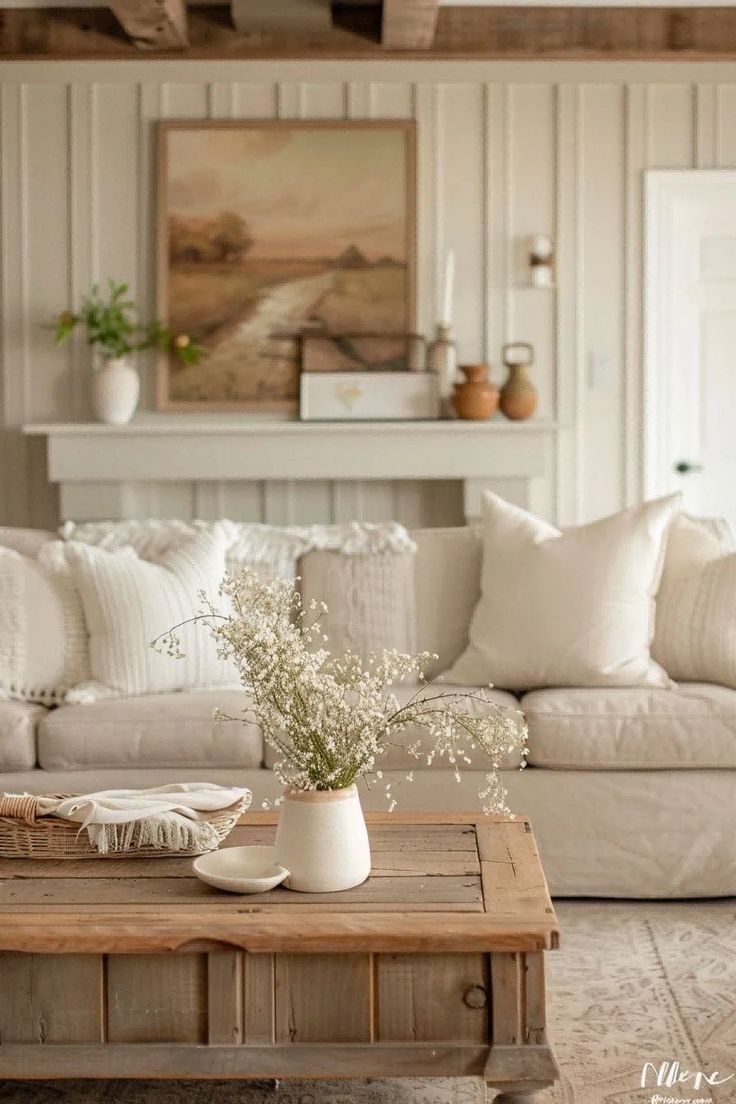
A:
[51,279,204,426]
[154,571,527,894]
[90,356,140,425]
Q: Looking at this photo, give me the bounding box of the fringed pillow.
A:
[0,545,90,705]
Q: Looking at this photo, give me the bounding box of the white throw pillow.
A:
[57,528,235,699]
[653,513,736,685]
[444,493,679,691]
[0,546,90,704]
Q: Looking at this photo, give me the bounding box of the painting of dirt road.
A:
[157,121,415,411]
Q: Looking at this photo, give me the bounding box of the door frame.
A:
[644,169,736,500]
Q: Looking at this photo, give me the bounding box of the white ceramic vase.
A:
[274,785,371,893]
[91,357,140,425]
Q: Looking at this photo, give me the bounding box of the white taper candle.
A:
[441,249,455,326]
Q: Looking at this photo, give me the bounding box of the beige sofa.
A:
[2,526,735,899]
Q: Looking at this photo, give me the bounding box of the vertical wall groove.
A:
[89,83,99,286]
[19,84,30,422]
[485,82,506,382]
[624,85,646,506]
[431,82,443,329]
[714,84,736,166]
[555,83,580,525]
[138,82,163,410]
[69,82,92,418]
[502,84,512,351]
[0,83,10,524]
[695,84,717,168]
[573,85,585,524]
[66,83,76,412]
[552,83,561,517]
[480,83,490,365]
[414,80,436,343]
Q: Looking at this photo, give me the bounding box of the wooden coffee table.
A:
[0,812,559,1101]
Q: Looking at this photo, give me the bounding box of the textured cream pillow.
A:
[0,545,90,704]
[444,493,679,690]
[653,513,736,685]
[58,528,235,699]
[299,549,416,663]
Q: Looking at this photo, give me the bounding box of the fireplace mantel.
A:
[24,416,559,523]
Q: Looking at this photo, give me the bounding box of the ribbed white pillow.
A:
[57,528,236,700]
[445,493,679,691]
[653,513,736,685]
[0,546,90,704]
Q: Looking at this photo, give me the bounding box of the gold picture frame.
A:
[156,119,417,413]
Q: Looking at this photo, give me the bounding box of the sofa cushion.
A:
[38,691,263,770]
[262,684,525,772]
[0,700,45,770]
[522,683,736,769]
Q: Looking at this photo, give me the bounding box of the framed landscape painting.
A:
[156,120,416,412]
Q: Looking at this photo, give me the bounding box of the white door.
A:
[645,171,736,531]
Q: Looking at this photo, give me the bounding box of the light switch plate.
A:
[587,352,615,391]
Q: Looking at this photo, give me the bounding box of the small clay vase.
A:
[452,364,499,421]
[499,363,538,422]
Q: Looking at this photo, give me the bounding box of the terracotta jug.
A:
[500,343,538,421]
[452,364,499,421]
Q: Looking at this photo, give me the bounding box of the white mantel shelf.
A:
[25,418,557,437]
[25,417,558,482]
[25,417,560,520]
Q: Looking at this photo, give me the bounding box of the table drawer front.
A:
[377,953,489,1043]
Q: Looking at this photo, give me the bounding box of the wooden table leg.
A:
[484,952,558,1100]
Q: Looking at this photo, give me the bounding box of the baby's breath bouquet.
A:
[155,570,527,814]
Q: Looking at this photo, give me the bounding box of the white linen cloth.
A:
[27,782,251,854]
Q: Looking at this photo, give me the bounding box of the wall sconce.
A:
[529,234,554,288]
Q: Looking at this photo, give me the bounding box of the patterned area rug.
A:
[1,901,735,1104]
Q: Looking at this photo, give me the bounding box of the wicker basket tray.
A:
[0,792,248,860]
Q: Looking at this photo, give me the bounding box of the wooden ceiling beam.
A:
[382,0,439,48]
[3,6,736,59]
[108,0,188,48]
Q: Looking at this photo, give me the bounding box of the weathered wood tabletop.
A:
[0,812,559,954]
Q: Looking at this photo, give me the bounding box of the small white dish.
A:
[193,845,289,895]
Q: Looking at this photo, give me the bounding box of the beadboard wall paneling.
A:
[3,61,736,530]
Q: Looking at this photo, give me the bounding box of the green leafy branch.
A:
[52,279,204,366]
